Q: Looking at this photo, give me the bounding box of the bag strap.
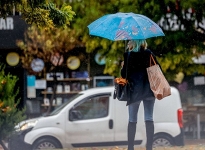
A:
[150,54,156,66]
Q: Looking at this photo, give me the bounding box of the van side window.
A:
[70,96,109,121]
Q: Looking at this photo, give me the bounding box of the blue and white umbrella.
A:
[88,12,165,41]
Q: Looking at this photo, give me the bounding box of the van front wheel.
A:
[32,137,62,150]
[153,134,173,147]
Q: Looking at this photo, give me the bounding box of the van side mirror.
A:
[69,110,83,121]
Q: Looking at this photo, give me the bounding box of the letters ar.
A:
[0,17,14,30]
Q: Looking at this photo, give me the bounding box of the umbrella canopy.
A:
[88,12,165,41]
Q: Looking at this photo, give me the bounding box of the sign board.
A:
[0,16,28,49]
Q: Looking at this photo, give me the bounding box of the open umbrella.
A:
[88,12,165,41]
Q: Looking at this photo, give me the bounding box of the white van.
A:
[9,86,184,150]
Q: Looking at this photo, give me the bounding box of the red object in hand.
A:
[115,77,127,86]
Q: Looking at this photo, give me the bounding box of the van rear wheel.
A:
[153,134,173,147]
[32,137,62,150]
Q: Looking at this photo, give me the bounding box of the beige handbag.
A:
[147,55,171,100]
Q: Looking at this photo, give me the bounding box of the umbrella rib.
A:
[88,19,117,41]
[88,16,111,34]
[132,15,164,39]
[131,17,146,39]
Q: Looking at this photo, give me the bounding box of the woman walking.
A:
[121,40,160,150]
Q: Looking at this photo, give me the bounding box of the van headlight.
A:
[15,119,38,131]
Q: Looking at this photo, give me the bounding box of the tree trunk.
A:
[0,140,8,150]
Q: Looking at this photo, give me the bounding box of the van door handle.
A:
[109,119,113,129]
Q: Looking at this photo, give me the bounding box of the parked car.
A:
[9,86,184,150]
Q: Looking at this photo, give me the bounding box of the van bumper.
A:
[173,128,184,146]
[8,128,32,150]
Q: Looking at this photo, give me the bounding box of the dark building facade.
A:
[0,16,28,109]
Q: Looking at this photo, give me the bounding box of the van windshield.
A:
[48,93,83,116]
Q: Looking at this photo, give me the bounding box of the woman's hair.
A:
[128,39,147,52]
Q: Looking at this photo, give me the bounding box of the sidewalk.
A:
[184,139,205,145]
[1,139,205,150]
